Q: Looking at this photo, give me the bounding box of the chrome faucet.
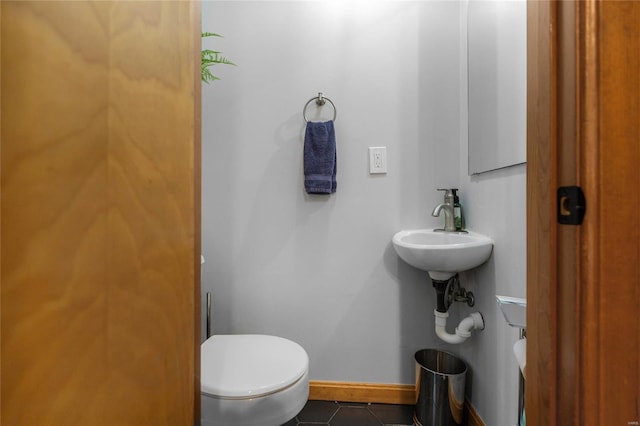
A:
[432,188,456,232]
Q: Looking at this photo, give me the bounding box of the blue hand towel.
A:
[304,120,337,194]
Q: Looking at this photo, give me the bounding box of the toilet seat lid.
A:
[201,334,309,399]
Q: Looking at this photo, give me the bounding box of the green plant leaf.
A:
[201,32,235,83]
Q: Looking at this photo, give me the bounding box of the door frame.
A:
[527,1,580,422]
[527,1,640,424]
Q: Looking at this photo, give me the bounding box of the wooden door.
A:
[1,1,201,424]
[527,1,640,424]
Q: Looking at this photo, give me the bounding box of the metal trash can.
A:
[414,349,467,426]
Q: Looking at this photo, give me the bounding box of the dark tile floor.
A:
[281,400,415,426]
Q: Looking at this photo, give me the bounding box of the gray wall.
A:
[202,2,526,425]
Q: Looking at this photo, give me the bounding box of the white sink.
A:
[392,229,493,281]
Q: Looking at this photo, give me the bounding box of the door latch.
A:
[557,186,586,225]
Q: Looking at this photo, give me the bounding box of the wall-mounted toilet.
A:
[201,334,309,426]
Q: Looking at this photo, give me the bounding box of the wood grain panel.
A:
[555,2,578,424]
[526,2,556,424]
[576,1,601,423]
[1,1,200,424]
[191,0,203,418]
[309,380,415,405]
[579,2,640,424]
[529,1,640,424]
[0,3,3,417]
[2,4,111,423]
[104,2,198,423]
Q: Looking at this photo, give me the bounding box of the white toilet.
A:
[200,334,309,426]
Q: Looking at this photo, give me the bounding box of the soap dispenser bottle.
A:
[452,188,465,231]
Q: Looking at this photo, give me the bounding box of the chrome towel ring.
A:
[303,92,337,123]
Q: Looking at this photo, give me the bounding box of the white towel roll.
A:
[513,338,526,380]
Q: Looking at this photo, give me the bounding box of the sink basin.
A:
[392,229,493,281]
